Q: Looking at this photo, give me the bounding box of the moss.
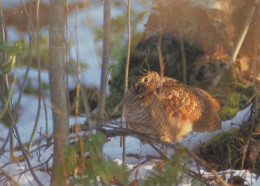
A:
[232,82,254,96]
[226,92,248,108]
[23,78,49,95]
[218,106,240,121]
[197,119,260,174]
[107,34,203,115]
[227,93,242,107]
[206,67,253,120]
[216,89,249,120]
[202,128,238,149]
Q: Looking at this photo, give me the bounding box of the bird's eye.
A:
[143,78,149,83]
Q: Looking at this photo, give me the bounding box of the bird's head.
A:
[131,70,160,94]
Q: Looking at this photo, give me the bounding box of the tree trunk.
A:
[97,0,110,127]
[48,0,69,185]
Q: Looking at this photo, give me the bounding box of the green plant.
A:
[0,39,22,127]
[67,132,128,185]
[0,41,22,73]
[142,146,191,185]
[22,77,49,95]
[13,36,88,72]
[207,68,253,120]
[95,9,147,62]
[197,122,260,174]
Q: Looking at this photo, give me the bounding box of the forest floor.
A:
[0,68,259,185]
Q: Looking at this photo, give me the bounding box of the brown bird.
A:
[116,71,221,143]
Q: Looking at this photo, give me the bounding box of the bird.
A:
[115,70,221,143]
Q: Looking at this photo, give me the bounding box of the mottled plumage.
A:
[118,71,221,142]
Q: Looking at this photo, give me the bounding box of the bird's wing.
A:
[157,79,221,133]
[147,79,203,141]
[192,88,221,132]
[158,79,203,123]
[194,88,220,112]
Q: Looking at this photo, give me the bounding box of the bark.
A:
[97,0,110,126]
[48,0,69,185]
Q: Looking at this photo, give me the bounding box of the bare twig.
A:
[0,167,20,186]
[73,9,87,180]
[179,29,187,84]
[0,1,7,63]
[185,168,211,186]
[99,127,230,185]
[157,33,164,77]
[147,140,168,160]
[226,4,257,69]
[241,6,260,166]
[1,0,34,164]
[124,0,131,93]
[254,4,260,127]
[0,154,53,184]
[27,0,43,154]
[120,0,132,164]
[128,158,150,177]
[65,0,70,117]
[184,149,230,186]
[0,130,10,156]
[13,127,43,186]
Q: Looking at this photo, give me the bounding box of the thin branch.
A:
[179,29,187,84]
[13,154,52,179]
[185,168,211,186]
[0,167,20,186]
[0,76,16,121]
[120,0,131,163]
[65,0,70,116]
[13,127,43,186]
[147,140,168,160]
[99,127,230,185]
[0,154,53,184]
[157,33,164,77]
[184,149,230,186]
[213,2,258,86]
[0,0,7,63]
[0,130,10,156]
[124,0,132,93]
[27,0,42,154]
[226,3,257,69]
[128,158,149,177]
[241,7,260,166]
[254,3,260,127]
[1,0,34,163]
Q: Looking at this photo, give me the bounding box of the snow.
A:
[0,151,52,185]
[101,104,258,183]
[2,76,257,185]
[181,104,252,150]
[1,50,258,186]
